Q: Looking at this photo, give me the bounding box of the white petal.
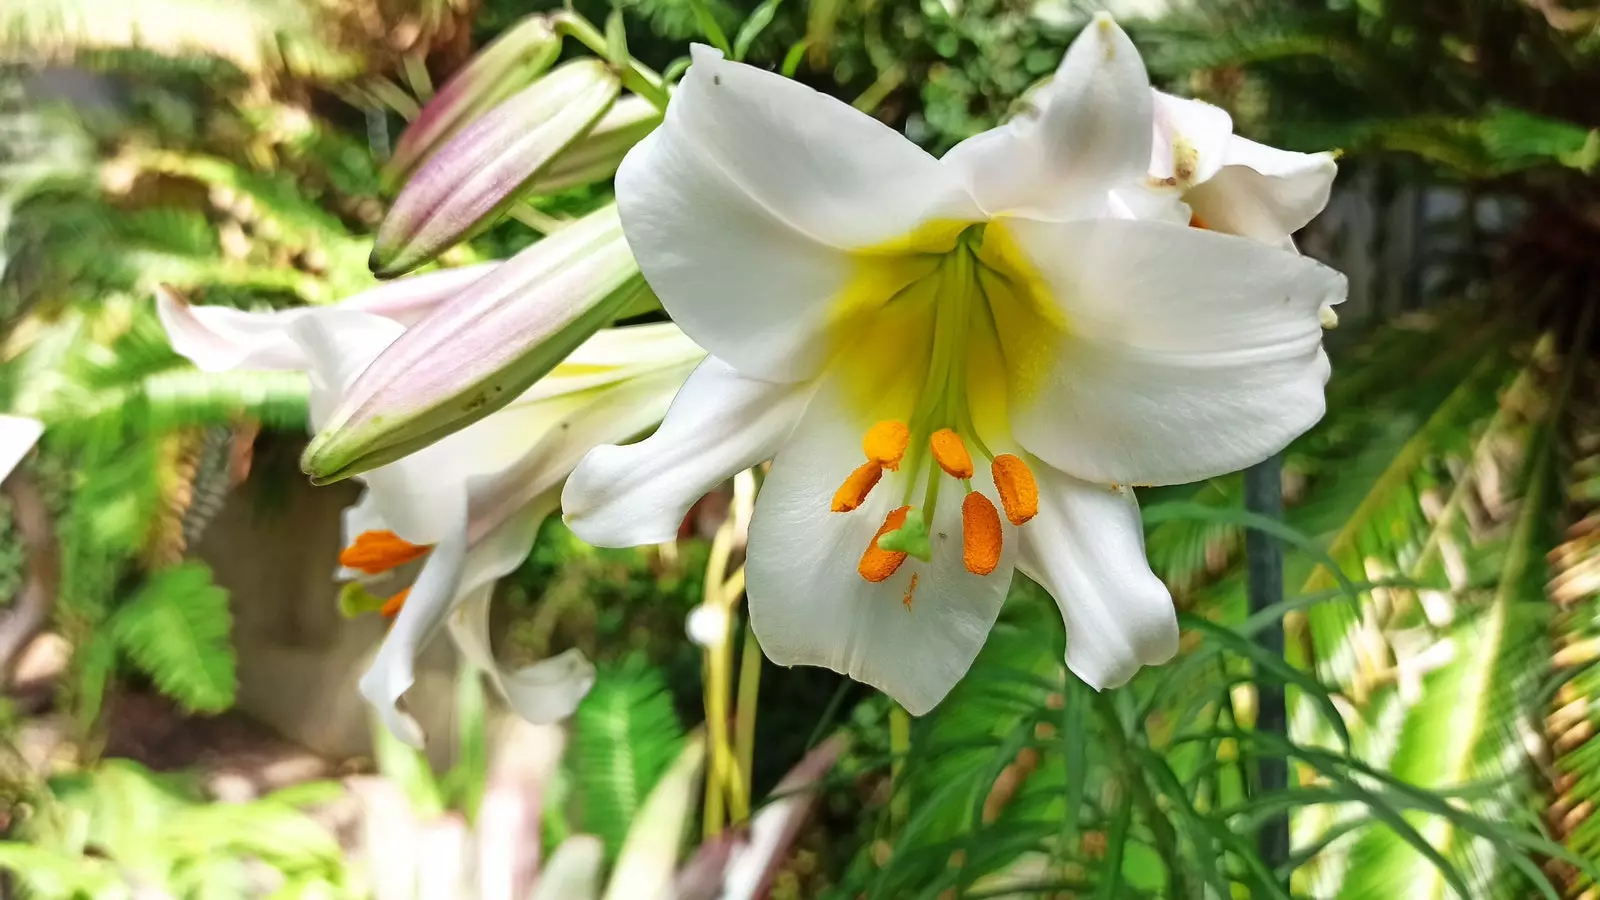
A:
[519,323,705,403]
[991,218,1345,486]
[287,310,408,429]
[746,378,1014,715]
[941,14,1152,220]
[616,45,978,381]
[1015,470,1176,689]
[530,836,604,900]
[359,497,470,747]
[1186,137,1337,244]
[0,415,42,483]
[563,357,812,547]
[1149,91,1233,187]
[449,587,596,726]
[154,267,494,372]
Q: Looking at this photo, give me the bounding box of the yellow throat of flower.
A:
[824,224,1046,607]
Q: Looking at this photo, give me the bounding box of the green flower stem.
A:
[890,704,911,830]
[734,615,762,816]
[550,12,672,112]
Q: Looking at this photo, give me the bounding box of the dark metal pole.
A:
[1243,453,1289,869]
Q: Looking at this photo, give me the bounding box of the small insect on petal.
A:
[961,492,1003,575]
[859,505,913,582]
[930,428,974,479]
[340,530,432,574]
[863,420,910,470]
[991,455,1039,526]
[831,461,883,512]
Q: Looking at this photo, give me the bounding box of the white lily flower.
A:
[563,14,1346,713]
[1143,90,1338,248]
[0,415,43,483]
[158,285,705,744]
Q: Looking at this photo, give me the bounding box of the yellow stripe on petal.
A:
[975,222,1069,405]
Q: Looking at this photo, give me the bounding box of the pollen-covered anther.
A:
[380,588,410,618]
[962,492,1003,575]
[859,505,913,582]
[831,461,883,512]
[1189,212,1210,230]
[991,455,1039,526]
[340,529,432,575]
[863,420,910,470]
[930,428,974,479]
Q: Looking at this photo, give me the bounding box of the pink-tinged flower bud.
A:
[371,58,622,278]
[382,14,561,189]
[304,205,645,482]
[525,95,662,195]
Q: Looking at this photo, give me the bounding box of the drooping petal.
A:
[359,497,470,747]
[615,45,979,381]
[0,415,43,483]
[986,218,1345,486]
[745,378,1014,715]
[1015,467,1176,689]
[1185,137,1338,245]
[1149,90,1233,187]
[154,268,497,373]
[941,14,1153,221]
[563,357,812,547]
[449,586,596,725]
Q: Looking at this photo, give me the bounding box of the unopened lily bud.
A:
[383,15,562,189]
[372,58,622,277]
[525,95,662,195]
[303,205,644,483]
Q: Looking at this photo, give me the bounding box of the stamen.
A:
[962,492,1003,575]
[863,420,910,470]
[1189,211,1211,230]
[340,529,431,575]
[859,505,913,582]
[831,461,883,512]
[930,428,974,478]
[902,572,920,610]
[380,588,410,619]
[991,455,1040,525]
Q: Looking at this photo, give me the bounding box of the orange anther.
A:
[902,572,920,610]
[962,492,1003,575]
[863,420,910,471]
[1189,211,1211,230]
[991,455,1039,525]
[859,506,913,583]
[930,428,974,479]
[380,588,410,619]
[340,530,431,575]
[831,461,883,512]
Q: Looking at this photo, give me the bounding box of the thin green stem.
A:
[551,11,672,112]
[889,705,911,831]
[734,617,762,819]
[1092,693,1186,896]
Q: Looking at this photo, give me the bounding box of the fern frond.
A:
[109,561,235,714]
[570,662,686,860]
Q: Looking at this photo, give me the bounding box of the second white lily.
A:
[159,283,705,744]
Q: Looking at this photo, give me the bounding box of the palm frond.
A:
[570,662,687,861]
[109,561,236,714]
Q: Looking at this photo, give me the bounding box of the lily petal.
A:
[615,45,979,381]
[1149,90,1233,187]
[359,496,470,747]
[1186,137,1338,245]
[449,586,597,725]
[942,13,1152,220]
[563,356,811,547]
[992,218,1345,486]
[155,267,497,372]
[745,378,1013,715]
[1015,468,1176,689]
[0,415,43,483]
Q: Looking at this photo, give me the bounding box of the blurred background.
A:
[1,0,1598,897]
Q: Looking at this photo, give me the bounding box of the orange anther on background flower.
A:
[859,505,913,582]
[930,428,974,478]
[832,461,884,512]
[380,588,411,619]
[340,530,431,574]
[991,455,1039,525]
[863,420,910,470]
[1189,212,1210,230]
[962,492,1003,575]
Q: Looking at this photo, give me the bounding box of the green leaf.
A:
[683,0,732,56]
[570,663,685,861]
[733,0,783,61]
[110,562,235,714]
